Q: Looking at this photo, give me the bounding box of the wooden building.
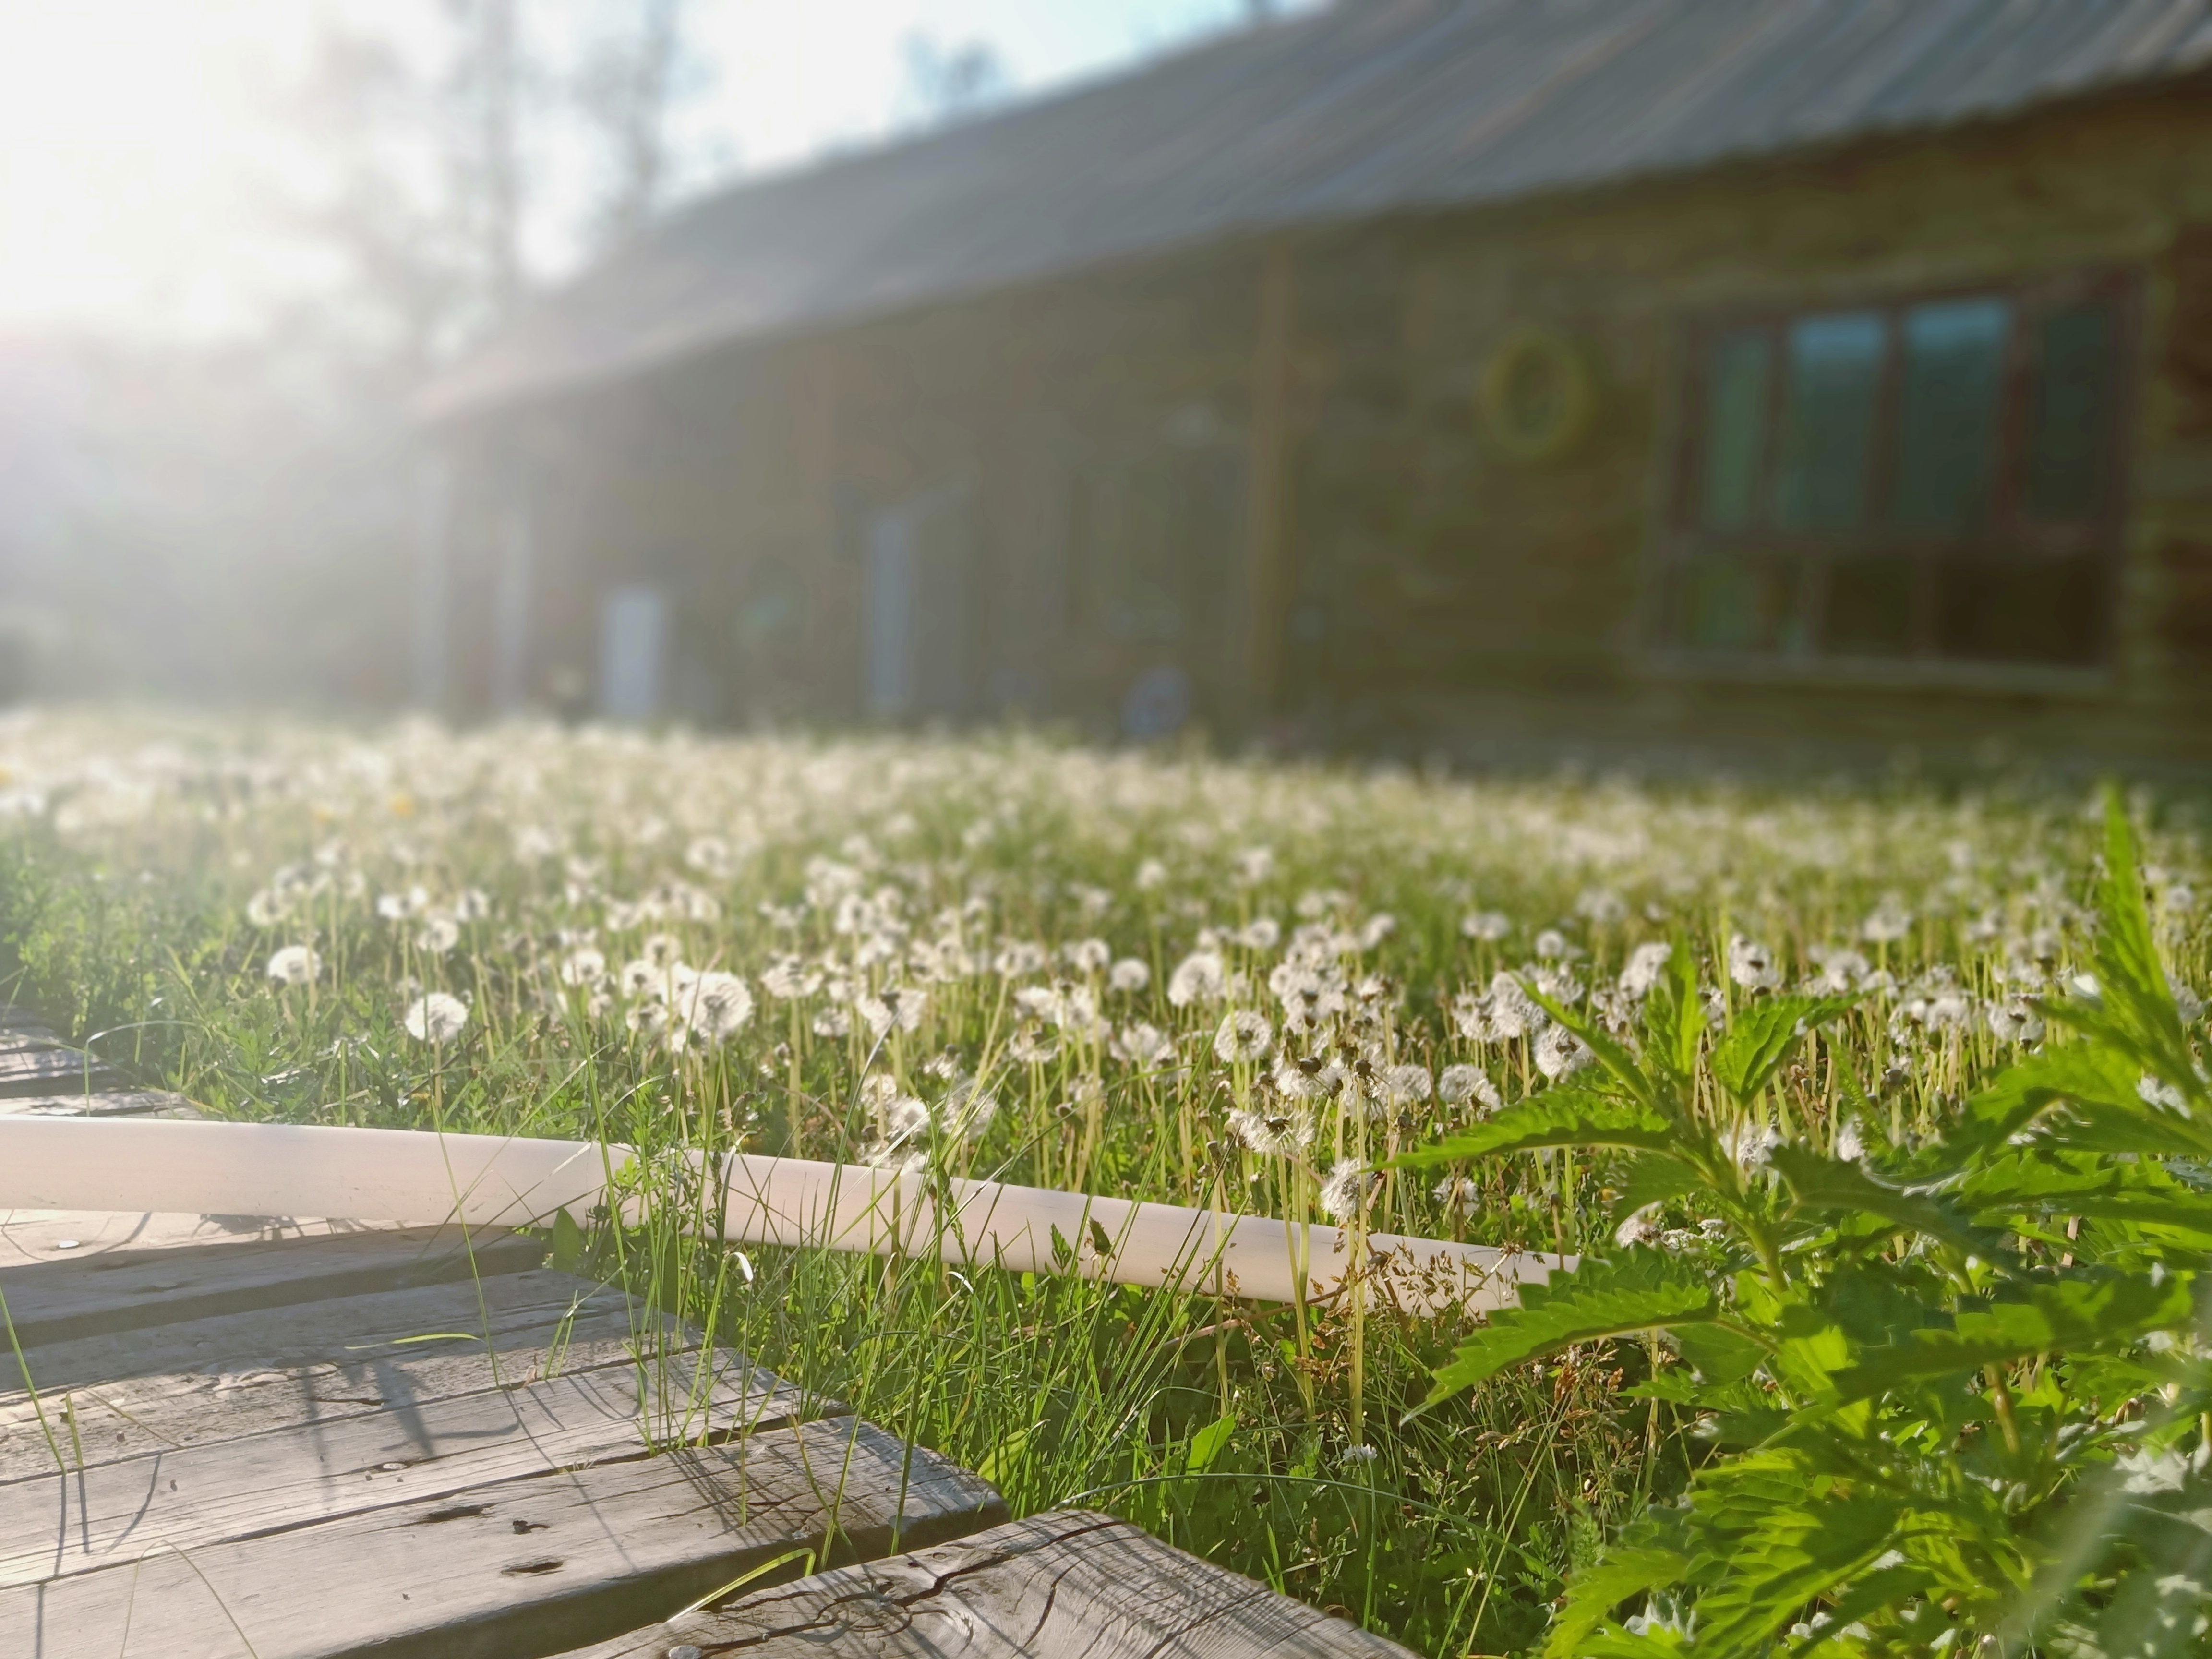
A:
[418,0,2212,767]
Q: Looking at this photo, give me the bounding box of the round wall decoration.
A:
[1478,325,1598,463]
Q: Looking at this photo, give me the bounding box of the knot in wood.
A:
[826,1590,911,1635]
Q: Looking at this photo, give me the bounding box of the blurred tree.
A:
[575,0,710,251]
[450,0,528,318]
[898,32,1010,127]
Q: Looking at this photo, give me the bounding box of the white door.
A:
[599,585,667,721]
[866,512,916,718]
[866,486,971,720]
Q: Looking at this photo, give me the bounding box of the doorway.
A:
[866,485,975,719]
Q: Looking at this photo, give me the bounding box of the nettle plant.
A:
[1396,795,2211,1659]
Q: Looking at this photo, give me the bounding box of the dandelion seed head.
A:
[1614,1204,1662,1249]
[1533,1022,1591,1081]
[1617,941,1673,1000]
[1166,949,1228,1008]
[1065,938,1112,974]
[1318,1159,1378,1222]
[1212,1009,1274,1064]
[1860,895,1912,944]
[265,945,319,987]
[1111,1022,1175,1070]
[1227,1105,1314,1157]
[403,991,470,1045]
[1726,936,1779,992]
[1437,1064,1500,1113]
[1382,1062,1431,1105]
[1108,957,1151,994]
[559,948,606,987]
[674,971,754,1044]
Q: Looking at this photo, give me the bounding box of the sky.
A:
[0,0,1292,341]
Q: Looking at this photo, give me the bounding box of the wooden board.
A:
[0,1224,546,1347]
[0,1210,396,1265]
[0,1035,124,1098]
[0,1268,817,1480]
[0,1342,801,1585]
[0,1089,197,1117]
[0,1005,155,1103]
[549,1507,1421,1658]
[0,1415,1006,1659]
[645,1510,1431,1657]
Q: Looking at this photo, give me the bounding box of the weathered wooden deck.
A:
[0,1018,1422,1657]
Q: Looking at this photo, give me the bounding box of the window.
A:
[1658,275,2132,675]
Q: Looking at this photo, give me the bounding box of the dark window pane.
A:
[1673,555,1794,653]
[1701,332,1771,528]
[1936,553,2105,665]
[1776,311,1885,530]
[1892,297,2009,528]
[1823,554,1918,657]
[2026,302,2117,522]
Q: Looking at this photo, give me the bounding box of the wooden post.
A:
[1243,238,1296,723]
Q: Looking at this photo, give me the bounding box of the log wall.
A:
[451,84,2212,770]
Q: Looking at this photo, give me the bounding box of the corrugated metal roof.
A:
[421,0,2212,420]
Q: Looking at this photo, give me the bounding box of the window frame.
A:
[1645,268,2139,689]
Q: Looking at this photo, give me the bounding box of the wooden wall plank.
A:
[0,1226,546,1347]
[1240,235,1297,724]
[0,1416,1006,1659]
[0,1269,818,1481]
[547,1507,1420,1658]
[0,1344,801,1586]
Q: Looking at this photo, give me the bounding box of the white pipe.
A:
[0,1119,1561,1313]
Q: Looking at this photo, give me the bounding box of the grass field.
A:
[0,709,2205,1656]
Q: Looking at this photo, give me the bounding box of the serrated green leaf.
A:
[1829,1272,2198,1401]
[1545,1544,1689,1659]
[1686,1493,1903,1658]
[1800,1563,1942,1647]
[1709,996,1855,1105]
[1610,1153,1704,1224]
[1768,1143,2000,1258]
[1578,1628,1691,1658]
[1386,1089,1684,1170]
[1673,1322,1766,1385]
[2090,789,2200,1097]
[1526,981,1670,1113]
[1643,938,1705,1087]
[1960,1154,2212,1241]
[1417,1250,1719,1408]
[1951,1043,2180,1163]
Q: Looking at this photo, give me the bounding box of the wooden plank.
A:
[550,1508,1422,1658]
[0,1416,1006,1659]
[1,1267,818,1480]
[0,1089,197,1118]
[0,1035,124,1098]
[0,1339,803,1586]
[0,1210,390,1265]
[0,1225,545,1347]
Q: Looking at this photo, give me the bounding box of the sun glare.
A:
[0,2,316,334]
